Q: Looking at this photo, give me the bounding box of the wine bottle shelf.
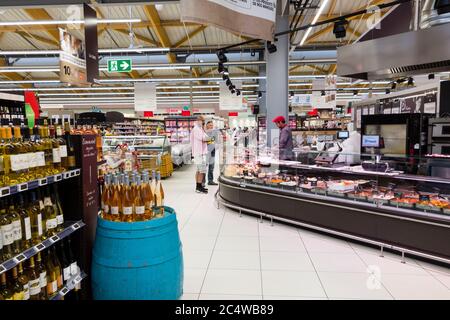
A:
[0,220,85,275]
[49,270,87,300]
[0,169,81,198]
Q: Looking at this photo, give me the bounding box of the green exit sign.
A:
[107,59,132,73]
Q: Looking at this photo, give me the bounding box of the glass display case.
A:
[218,148,450,263]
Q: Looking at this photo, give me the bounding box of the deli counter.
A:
[217,152,450,263]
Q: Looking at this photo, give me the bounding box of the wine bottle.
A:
[11,266,25,300]
[27,256,42,300]
[56,122,67,172]
[52,185,64,232]
[43,187,57,237]
[0,199,14,260]
[66,236,80,300]
[17,262,30,301]
[35,251,48,300]
[44,249,58,297]
[0,272,13,300]
[58,241,71,285]
[134,175,145,222]
[28,191,44,244]
[142,172,154,220]
[150,170,157,195]
[49,121,62,173]
[101,174,111,220]
[154,172,165,217]
[121,175,134,222]
[17,193,32,250]
[7,197,22,254]
[109,175,121,222]
[63,122,76,170]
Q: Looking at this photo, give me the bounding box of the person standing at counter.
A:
[273,116,294,161]
[190,116,210,194]
[205,120,219,186]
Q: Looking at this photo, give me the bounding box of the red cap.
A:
[272,116,286,123]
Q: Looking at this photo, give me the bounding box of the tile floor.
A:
[165,165,450,300]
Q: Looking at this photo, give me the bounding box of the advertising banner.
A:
[219,80,245,111]
[134,83,157,112]
[180,0,277,41]
[291,94,311,106]
[84,4,99,84]
[59,28,88,86]
[311,76,336,109]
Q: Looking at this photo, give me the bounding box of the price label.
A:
[39,178,47,186]
[50,235,60,243]
[239,183,247,188]
[74,275,82,284]
[63,172,71,179]
[34,243,46,252]
[47,176,55,184]
[72,223,80,231]
[75,169,81,176]
[13,254,26,264]
[55,174,63,182]
[0,187,10,197]
[19,183,28,192]
[0,265,6,274]
[59,287,69,296]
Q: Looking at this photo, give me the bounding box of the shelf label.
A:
[55,174,63,182]
[47,176,55,184]
[239,183,247,188]
[0,265,6,273]
[19,183,28,192]
[34,243,45,252]
[0,187,10,197]
[39,178,47,186]
[75,169,81,176]
[71,223,81,231]
[59,287,69,296]
[63,172,71,179]
[74,275,83,284]
[50,235,60,243]
[13,254,27,264]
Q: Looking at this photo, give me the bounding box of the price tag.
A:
[74,275,83,284]
[70,171,76,177]
[239,183,246,188]
[72,223,80,231]
[50,235,60,243]
[55,174,63,182]
[0,187,10,197]
[0,265,6,274]
[13,254,26,264]
[39,178,47,186]
[34,243,46,252]
[75,169,81,176]
[59,287,69,296]
[47,176,55,184]
[63,172,71,179]
[19,183,28,192]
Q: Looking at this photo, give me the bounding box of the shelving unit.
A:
[164,117,197,144]
[49,270,88,300]
[0,221,86,275]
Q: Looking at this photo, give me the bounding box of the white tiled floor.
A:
[165,165,450,300]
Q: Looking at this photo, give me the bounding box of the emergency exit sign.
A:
[107,59,132,73]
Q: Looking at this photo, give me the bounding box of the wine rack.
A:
[0,221,86,275]
[0,169,81,198]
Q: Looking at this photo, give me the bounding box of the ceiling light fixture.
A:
[0,18,141,27]
[299,0,330,46]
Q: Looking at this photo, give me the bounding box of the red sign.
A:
[182,110,191,116]
[144,111,154,117]
[24,91,40,119]
[228,112,238,117]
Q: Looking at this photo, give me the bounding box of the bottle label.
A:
[52,148,61,163]
[1,223,14,245]
[46,218,57,230]
[103,205,110,214]
[123,207,133,215]
[47,280,57,295]
[0,226,3,249]
[13,291,25,300]
[12,220,22,241]
[44,197,52,207]
[135,206,145,215]
[111,207,119,215]
[24,217,32,240]
[56,214,64,226]
[59,145,68,158]
[34,152,46,167]
[23,283,30,300]
[70,262,78,276]
[63,267,71,281]
[0,156,4,172]
[40,271,47,288]
[29,279,41,295]
[37,214,43,236]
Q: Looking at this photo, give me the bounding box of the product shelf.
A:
[0,220,86,275]
[0,169,81,198]
[49,270,87,300]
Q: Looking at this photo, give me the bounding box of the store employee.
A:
[273,116,294,161]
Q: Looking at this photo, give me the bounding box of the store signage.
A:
[107,59,132,73]
[292,94,311,106]
[180,0,276,41]
[228,112,239,117]
[182,110,191,117]
[24,91,39,122]
[219,80,245,111]
[59,29,88,86]
[84,4,99,84]
[134,83,156,112]
[311,76,336,110]
[144,111,154,117]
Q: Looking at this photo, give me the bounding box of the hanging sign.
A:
[219,80,244,111]
[107,59,132,73]
[180,0,277,41]
[134,83,157,112]
[59,29,88,86]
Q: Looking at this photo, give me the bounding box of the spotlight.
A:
[408,77,414,86]
[290,91,294,97]
[258,91,262,99]
[230,89,236,94]
[266,41,277,54]
[391,82,397,90]
[229,85,235,91]
[353,90,358,96]
[217,50,228,63]
[321,90,326,96]
[429,74,435,80]
[222,74,229,81]
[222,67,229,75]
[386,89,391,94]
[236,89,241,96]
[250,49,256,57]
[218,63,225,73]
[226,79,232,86]
[333,19,348,39]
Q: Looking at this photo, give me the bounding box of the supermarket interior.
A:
[0,0,449,304]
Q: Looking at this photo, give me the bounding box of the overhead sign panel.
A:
[134,83,156,112]
[180,0,277,41]
[107,59,132,73]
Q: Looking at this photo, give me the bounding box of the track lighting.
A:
[222,74,229,81]
[290,91,294,97]
[386,89,391,94]
[321,90,326,96]
[226,79,232,86]
[236,89,241,96]
[333,19,348,39]
[353,90,358,96]
[218,63,225,73]
[258,91,262,99]
[266,41,277,54]
[217,50,228,63]
[429,74,435,80]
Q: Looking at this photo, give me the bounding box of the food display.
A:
[222,163,450,215]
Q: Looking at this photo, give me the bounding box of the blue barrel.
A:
[91,207,184,300]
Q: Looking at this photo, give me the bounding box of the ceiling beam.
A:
[114,29,160,47]
[23,8,60,43]
[173,25,207,48]
[17,31,58,47]
[0,58,32,88]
